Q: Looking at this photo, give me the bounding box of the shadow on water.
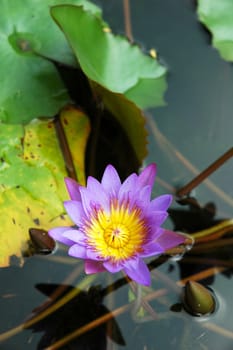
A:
[26,284,125,349]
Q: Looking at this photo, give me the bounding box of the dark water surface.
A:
[1,0,233,349]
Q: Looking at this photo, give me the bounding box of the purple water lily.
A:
[49,164,185,286]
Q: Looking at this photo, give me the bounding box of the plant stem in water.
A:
[176,147,233,198]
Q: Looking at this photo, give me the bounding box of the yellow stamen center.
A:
[84,200,147,262]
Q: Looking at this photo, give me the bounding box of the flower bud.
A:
[183,280,215,316]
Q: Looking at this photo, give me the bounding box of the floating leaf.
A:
[197,0,233,61]
[51,4,167,109]
[1,0,101,65]
[0,106,90,267]
[0,0,100,123]
[93,84,148,163]
[0,51,68,124]
[125,76,167,110]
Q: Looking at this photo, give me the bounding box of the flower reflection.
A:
[27,283,125,349]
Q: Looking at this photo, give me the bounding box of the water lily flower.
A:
[49,164,185,286]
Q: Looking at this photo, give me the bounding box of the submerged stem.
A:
[123,0,133,42]
[54,116,77,181]
[176,147,233,198]
[192,219,233,241]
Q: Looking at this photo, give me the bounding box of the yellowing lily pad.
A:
[0,106,90,267]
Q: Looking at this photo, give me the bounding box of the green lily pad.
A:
[197,0,233,61]
[0,0,100,124]
[1,0,101,65]
[0,106,90,267]
[51,4,167,109]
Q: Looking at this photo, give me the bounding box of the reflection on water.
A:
[0,216,233,350]
[0,171,232,348]
[26,284,125,349]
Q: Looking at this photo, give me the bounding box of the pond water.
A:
[1,0,233,349]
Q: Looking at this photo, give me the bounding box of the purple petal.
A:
[138,163,156,188]
[156,229,185,251]
[149,194,173,211]
[139,242,164,257]
[80,177,109,213]
[63,229,86,245]
[139,185,152,203]
[135,186,152,213]
[149,227,164,241]
[86,249,105,261]
[48,227,74,246]
[118,173,138,201]
[65,177,82,201]
[101,164,121,195]
[148,211,168,226]
[123,258,151,286]
[68,244,87,259]
[64,200,85,226]
[103,260,123,273]
[85,260,106,274]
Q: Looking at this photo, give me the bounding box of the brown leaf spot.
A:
[33,218,40,226]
